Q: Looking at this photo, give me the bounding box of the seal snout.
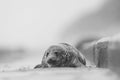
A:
[47,58,57,64]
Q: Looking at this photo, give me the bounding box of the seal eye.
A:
[54,52,59,56]
[46,52,49,57]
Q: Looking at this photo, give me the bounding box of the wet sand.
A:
[0,68,118,80]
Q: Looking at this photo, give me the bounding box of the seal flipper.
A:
[34,64,43,69]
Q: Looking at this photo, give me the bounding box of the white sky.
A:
[0,0,105,49]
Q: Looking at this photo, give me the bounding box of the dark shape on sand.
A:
[34,43,86,68]
[34,64,43,69]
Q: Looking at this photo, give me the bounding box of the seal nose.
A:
[47,58,57,64]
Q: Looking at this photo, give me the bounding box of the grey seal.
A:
[34,43,86,68]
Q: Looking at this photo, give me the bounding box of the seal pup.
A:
[34,43,86,68]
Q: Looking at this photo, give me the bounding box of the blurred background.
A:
[0,0,120,70]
